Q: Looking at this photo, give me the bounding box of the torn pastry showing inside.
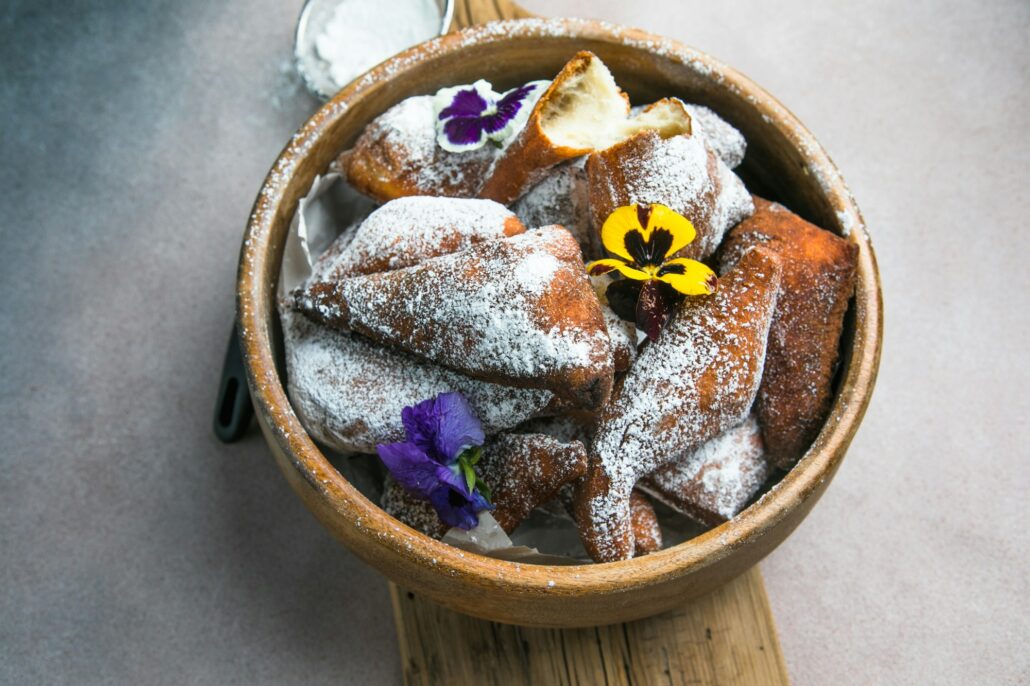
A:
[283,46,859,565]
[537,55,692,152]
[535,52,630,150]
[477,52,697,204]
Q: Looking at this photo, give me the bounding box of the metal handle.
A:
[213,323,254,443]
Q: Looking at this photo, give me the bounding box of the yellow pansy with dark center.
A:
[586,204,717,340]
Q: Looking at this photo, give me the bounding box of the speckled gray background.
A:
[1,1,1027,684]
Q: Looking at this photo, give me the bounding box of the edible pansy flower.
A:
[376,392,493,530]
[432,79,549,153]
[586,203,717,340]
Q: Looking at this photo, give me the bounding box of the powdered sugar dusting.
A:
[280,308,553,454]
[641,415,770,524]
[319,196,520,279]
[582,248,782,559]
[683,104,746,169]
[513,158,599,259]
[354,95,498,196]
[629,101,747,169]
[300,226,613,401]
[588,131,752,260]
[514,251,562,293]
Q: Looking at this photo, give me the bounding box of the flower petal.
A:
[604,278,643,323]
[644,204,697,256]
[482,80,549,141]
[437,460,471,494]
[656,258,718,295]
[599,205,644,262]
[432,392,485,460]
[401,399,440,460]
[586,258,650,281]
[428,484,477,529]
[636,280,672,340]
[376,442,444,497]
[435,80,492,119]
[438,117,487,152]
[428,479,494,530]
[400,392,484,463]
[623,225,672,267]
[433,80,497,152]
[467,488,494,514]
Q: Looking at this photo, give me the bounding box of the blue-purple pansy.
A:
[376,392,493,530]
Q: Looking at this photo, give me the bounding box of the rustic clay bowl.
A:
[237,18,882,628]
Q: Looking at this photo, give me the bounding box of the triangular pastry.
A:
[573,247,783,561]
[292,226,615,409]
[719,198,858,468]
[639,415,771,527]
[477,433,589,534]
[281,309,553,454]
[315,196,525,281]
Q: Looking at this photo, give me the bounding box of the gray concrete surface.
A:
[1,0,1026,683]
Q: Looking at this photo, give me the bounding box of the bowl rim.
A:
[238,17,882,594]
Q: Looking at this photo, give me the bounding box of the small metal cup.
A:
[294,0,454,100]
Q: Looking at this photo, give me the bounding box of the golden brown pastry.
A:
[557,485,662,558]
[515,412,597,445]
[381,476,448,539]
[629,490,663,556]
[513,158,599,259]
[585,129,752,261]
[719,197,858,468]
[291,226,615,409]
[344,95,500,202]
[382,433,587,537]
[479,54,694,205]
[315,196,525,281]
[477,433,588,534]
[639,415,770,527]
[574,247,783,562]
[630,102,748,169]
[280,309,554,454]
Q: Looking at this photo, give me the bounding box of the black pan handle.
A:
[213,323,254,442]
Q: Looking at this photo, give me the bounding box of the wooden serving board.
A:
[390,567,789,685]
[385,3,790,684]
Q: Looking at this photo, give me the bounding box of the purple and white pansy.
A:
[376,392,494,530]
[432,79,550,153]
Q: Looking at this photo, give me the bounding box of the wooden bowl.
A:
[237,18,882,628]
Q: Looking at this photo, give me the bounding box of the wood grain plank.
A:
[392,566,790,685]
[450,0,533,29]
